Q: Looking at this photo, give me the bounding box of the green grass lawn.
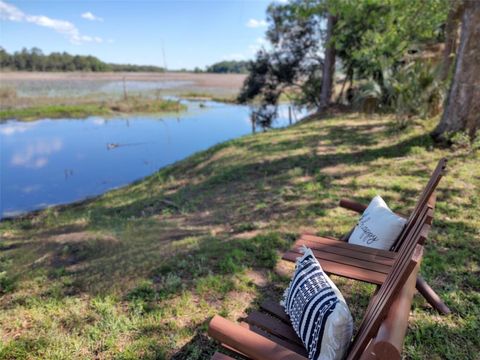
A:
[0,113,478,359]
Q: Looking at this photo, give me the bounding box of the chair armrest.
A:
[339,198,407,219]
[339,198,368,214]
[208,315,306,360]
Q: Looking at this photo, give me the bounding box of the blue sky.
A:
[0,0,280,69]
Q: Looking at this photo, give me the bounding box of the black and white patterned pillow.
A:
[282,247,353,360]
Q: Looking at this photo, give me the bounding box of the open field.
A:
[0,113,479,359]
[0,72,245,99]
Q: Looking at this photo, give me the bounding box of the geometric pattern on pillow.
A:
[281,247,341,359]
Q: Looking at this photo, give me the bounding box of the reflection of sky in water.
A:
[0,101,308,218]
[11,138,63,168]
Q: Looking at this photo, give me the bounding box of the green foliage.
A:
[206,60,249,74]
[333,0,448,83]
[0,271,16,295]
[353,79,383,113]
[240,0,448,121]
[127,280,157,302]
[353,61,445,125]
[238,0,325,123]
[449,131,480,151]
[157,273,183,298]
[0,47,165,72]
[388,61,444,125]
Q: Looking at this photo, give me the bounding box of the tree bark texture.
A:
[433,0,480,139]
[319,13,337,110]
[440,0,463,81]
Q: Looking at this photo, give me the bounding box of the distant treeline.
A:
[0,47,165,72]
[206,60,249,74]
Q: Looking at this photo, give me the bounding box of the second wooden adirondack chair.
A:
[282,158,450,314]
[208,204,433,360]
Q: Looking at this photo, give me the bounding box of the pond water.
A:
[0,100,307,218]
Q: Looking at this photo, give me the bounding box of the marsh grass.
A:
[0,113,479,359]
[177,91,238,104]
[0,97,186,120]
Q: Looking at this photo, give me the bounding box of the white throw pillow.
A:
[282,247,353,360]
[348,195,406,250]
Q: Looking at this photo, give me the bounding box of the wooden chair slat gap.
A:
[300,234,396,259]
[349,250,421,358]
[347,245,423,360]
[351,212,428,353]
[282,251,387,284]
[291,244,393,273]
[295,239,396,266]
[347,208,429,357]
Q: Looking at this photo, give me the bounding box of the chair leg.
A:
[416,275,451,315]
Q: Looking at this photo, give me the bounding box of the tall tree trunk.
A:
[440,0,463,81]
[336,65,352,105]
[432,1,480,140]
[319,13,337,110]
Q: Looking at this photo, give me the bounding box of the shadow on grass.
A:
[1,114,478,359]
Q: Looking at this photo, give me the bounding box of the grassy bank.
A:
[0,98,186,121]
[0,113,479,359]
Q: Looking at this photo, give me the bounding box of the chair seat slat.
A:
[240,322,308,356]
[300,234,396,259]
[260,300,291,324]
[295,237,396,266]
[244,311,303,346]
[291,243,393,273]
[283,251,387,285]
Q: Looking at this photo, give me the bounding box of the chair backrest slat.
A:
[346,160,448,358]
[347,205,430,359]
[391,158,446,251]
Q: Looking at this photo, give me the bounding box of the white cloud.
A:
[0,122,37,136]
[81,11,103,22]
[0,1,103,44]
[11,138,63,169]
[246,18,267,28]
[0,0,22,20]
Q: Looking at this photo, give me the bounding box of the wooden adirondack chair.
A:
[282,158,449,314]
[208,204,432,360]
